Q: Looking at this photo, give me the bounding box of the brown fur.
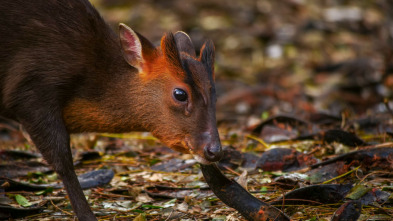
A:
[0,0,220,220]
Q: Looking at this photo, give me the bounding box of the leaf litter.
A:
[1,0,393,220]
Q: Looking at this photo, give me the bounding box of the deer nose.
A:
[204,144,222,162]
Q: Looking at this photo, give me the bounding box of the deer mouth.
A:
[185,136,220,165]
[184,136,209,164]
[190,150,213,165]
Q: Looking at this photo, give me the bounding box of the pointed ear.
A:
[200,39,215,80]
[119,23,143,71]
[174,31,196,57]
[161,33,185,79]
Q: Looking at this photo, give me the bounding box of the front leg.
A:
[19,111,97,221]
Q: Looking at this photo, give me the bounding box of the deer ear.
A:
[200,39,215,80]
[174,31,196,57]
[161,33,186,80]
[119,23,143,71]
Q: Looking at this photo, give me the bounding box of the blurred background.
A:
[1,2,393,220]
[92,0,393,126]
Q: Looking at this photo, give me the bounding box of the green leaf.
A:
[46,173,58,181]
[260,186,268,194]
[212,216,226,221]
[261,111,269,120]
[141,204,163,209]
[346,185,372,200]
[164,199,177,204]
[148,159,160,166]
[30,177,45,184]
[15,194,32,207]
[27,171,44,178]
[35,187,54,195]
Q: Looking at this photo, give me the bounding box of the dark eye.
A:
[173,88,188,102]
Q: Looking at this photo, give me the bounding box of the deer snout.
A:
[204,143,222,162]
[201,130,222,162]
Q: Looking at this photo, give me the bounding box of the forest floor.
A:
[1,0,393,220]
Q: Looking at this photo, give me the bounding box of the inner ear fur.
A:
[119,23,157,71]
[135,32,158,62]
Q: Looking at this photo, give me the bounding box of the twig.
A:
[322,166,361,184]
[50,199,73,216]
[246,134,270,149]
[92,189,135,199]
[223,165,241,176]
[164,208,175,221]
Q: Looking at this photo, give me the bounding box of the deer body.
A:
[0,0,222,220]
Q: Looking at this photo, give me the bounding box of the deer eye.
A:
[173,88,188,102]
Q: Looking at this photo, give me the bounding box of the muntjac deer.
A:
[0,0,222,220]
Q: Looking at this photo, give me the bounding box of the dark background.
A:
[93,0,393,125]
